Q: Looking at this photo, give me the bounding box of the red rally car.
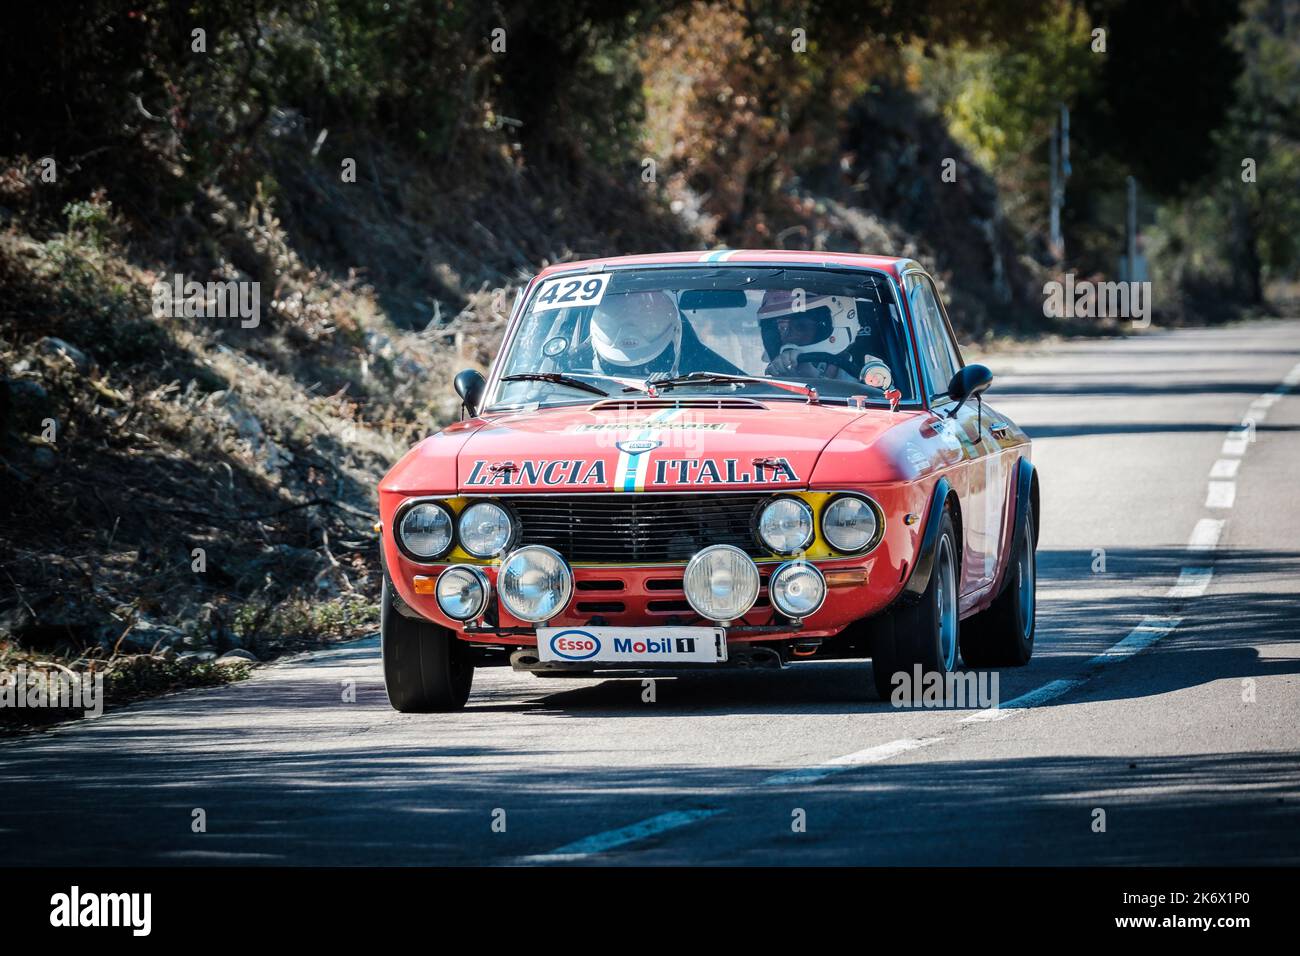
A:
[377,250,1039,711]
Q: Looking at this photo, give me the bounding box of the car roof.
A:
[534,249,913,281]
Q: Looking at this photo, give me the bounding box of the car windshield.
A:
[487,266,917,410]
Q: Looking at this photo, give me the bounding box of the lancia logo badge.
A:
[616,439,662,455]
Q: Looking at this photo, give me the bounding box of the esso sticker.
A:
[549,631,601,660]
[530,273,611,312]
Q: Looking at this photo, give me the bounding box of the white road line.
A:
[1167,567,1213,599]
[1205,481,1236,508]
[1085,616,1181,665]
[962,616,1182,724]
[1209,459,1240,479]
[960,678,1087,723]
[1221,434,1249,456]
[522,809,724,863]
[524,356,1294,862]
[1187,518,1225,552]
[761,737,943,786]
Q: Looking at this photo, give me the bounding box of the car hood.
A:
[452,400,899,492]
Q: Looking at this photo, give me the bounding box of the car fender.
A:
[899,476,955,603]
[988,456,1038,599]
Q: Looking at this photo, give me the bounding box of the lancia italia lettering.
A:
[463,456,799,487]
[378,251,1038,712]
[463,458,608,487]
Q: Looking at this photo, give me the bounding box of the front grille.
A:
[506,494,765,564]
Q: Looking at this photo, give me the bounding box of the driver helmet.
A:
[590,291,682,376]
[757,290,860,364]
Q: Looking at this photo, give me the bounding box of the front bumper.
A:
[381,482,933,645]
[386,551,908,646]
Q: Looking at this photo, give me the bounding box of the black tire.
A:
[871,509,960,703]
[960,511,1036,668]
[381,577,473,712]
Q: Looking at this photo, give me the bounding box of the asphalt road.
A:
[4,319,1300,866]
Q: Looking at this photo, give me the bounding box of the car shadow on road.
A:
[77,542,1292,720]
[696,750,1300,866]
[2,726,1297,864]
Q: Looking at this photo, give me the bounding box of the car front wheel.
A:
[870,509,960,703]
[381,577,473,712]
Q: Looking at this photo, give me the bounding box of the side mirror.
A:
[946,364,992,416]
[454,368,486,417]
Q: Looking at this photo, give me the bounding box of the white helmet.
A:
[591,291,682,372]
[757,290,860,361]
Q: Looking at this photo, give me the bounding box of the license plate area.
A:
[536,627,727,664]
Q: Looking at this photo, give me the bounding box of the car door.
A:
[905,272,1008,599]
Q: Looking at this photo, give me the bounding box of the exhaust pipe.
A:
[729,646,783,669]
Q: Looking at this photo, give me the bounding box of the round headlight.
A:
[683,545,760,623]
[498,546,572,623]
[436,565,490,621]
[397,501,454,560]
[769,561,827,620]
[757,497,814,555]
[458,501,514,557]
[822,495,880,553]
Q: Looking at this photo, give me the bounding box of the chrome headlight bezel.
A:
[394,498,456,562]
[435,565,491,621]
[768,560,827,621]
[755,495,816,556]
[498,545,573,624]
[683,544,761,624]
[820,493,884,555]
[457,500,516,558]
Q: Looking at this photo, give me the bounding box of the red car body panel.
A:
[378,250,1032,653]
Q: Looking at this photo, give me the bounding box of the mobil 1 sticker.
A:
[537,626,726,664]
[530,273,611,312]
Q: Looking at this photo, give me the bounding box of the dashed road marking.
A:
[1187,518,1226,552]
[1221,433,1249,456]
[523,809,724,863]
[516,355,1300,862]
[962,616,1181,724]
[761,737,943,785]
[530,609,1184,861]
[960,678,1086,723]
[1205,481,1236,509]
[1209,459,1240,479]
[1167,567,1213,599]
[1085,616,1181,665]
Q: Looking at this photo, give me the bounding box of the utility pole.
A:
[1049,126,1060,259]
[1126,175,1138,281]
[1050,104,1071,263]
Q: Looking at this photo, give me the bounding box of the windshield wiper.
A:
[501,373,609,397]
[629,371,821,404]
